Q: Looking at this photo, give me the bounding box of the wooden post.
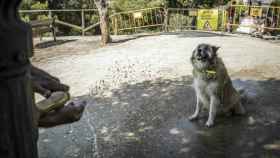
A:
[113,16,118,35]
[81,9,85,36]
[0,0,39,158]
[48,10,52,18]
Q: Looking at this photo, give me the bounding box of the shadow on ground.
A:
[38,76,280,158]
[111,31,228,44]
[162,31,228,38]
[111,34,161,44]
[35,39,77,49]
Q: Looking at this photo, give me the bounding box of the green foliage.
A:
[20,1,49,22]
[189,0,229,8]
[271,0,280,6]
[111,0,165,12]
[20,0,33,9]
[21,15,30,22]
[30,1,48,10]
[90,14,100,24]
[48,0,96,9]
[111,0,229,12]
[167,0,191,8]
[20,0,49,10]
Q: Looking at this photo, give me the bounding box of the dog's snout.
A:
[201,52,207,58]
[197,49,208,60]
[197,49,202,57]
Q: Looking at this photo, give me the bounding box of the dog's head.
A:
[191,43,220,70]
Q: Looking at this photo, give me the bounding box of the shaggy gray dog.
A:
[189,43,246,127]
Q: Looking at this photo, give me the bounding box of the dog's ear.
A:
[190,49,196,61]
[212,46,220,53]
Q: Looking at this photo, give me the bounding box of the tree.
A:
[94,0,112,45]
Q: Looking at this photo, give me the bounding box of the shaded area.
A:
[161,31,228,38]
[112,31,228,44]
[110,31,229,46]
[38,96,97,158]
[38,76,280,158]
[35,40,77,49]
[32,37,101,63]
[111,34,163,44]
[83,76,280,158]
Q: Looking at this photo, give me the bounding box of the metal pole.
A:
[0,0,38,158]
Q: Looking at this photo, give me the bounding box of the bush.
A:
[112,0,165,12]
[271,0,280,6]
[20,1,49,21]
[30,1,48,10]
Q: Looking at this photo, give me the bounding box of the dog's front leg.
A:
[189,94,201,121]
[206,96,220,127]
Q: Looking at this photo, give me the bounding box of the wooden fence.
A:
[20,5,280,36]
[20,9,99,36]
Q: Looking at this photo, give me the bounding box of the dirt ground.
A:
[34,31,280,158]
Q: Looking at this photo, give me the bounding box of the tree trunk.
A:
[94,0,111,45]
[0,0,39,157]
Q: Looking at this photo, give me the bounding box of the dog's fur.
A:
[189,44,246,127]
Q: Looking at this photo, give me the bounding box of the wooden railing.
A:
[20,6,280,36]
[20,9,99,36]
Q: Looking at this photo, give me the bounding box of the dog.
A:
[189,43,246,127]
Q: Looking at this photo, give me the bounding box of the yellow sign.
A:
[133,12,143,19]
[250,8,262,17]
[197,9,219,31]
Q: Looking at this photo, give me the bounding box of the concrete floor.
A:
[35,32,280,158]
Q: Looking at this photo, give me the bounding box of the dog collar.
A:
[204,70,217,79]
[205,70,216,74]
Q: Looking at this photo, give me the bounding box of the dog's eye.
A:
[198,49,202,53]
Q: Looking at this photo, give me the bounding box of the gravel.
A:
[33,32,280,96]
[35,32,280,158]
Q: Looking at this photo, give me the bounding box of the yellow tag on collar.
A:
[206,70,216,74]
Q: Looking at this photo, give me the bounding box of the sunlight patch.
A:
[170,128,181,135]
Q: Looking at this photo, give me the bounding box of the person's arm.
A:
[31,65,70,96]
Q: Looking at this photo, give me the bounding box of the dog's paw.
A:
[205,120,214,128]
[188,115,198,121]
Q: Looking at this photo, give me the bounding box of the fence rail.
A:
[166,8,198,31]
[227,5,280,33]
[20,9,99,36]
[110,7,165,34]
